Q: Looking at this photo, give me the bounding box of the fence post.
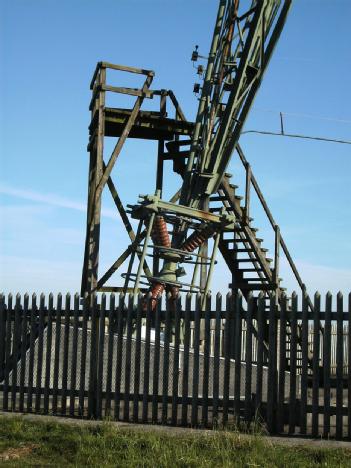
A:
[123,294,134,422]
[43,294,53,414]
[288,292,297,434]
[61,293,71,416]
[69,293,80,417]
[96,293,106,419]
[191,293,201,427]
[181,293,191,426]
[105,293,115,417]
[312,292,321,437]
[323,292,332,437]
[78,293,89,417]
[267,292,277,433]
[212,293,222,425]
[348,292,351,440]
[255,292,265,418]
[142,293,152,423]
[11,294,21,412]
[88,293,98,419]
[171,295,182,426]
[300,292,309,434]
[234,292,242,425]
[222,292,233,425]
[3,294,13,411]
[52,293,62,414]
[0,294,6,385]
[114,293,125,420]
[133,293,143,422]
[19,294,29,412]
[162,293,172,424]
[277,292,287,433]
[26,294,36,413]
[34,293,45,413]
[336,292,344,439]
[151,295,161,424]
[244,292,253,425]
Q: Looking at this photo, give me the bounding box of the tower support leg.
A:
[81,68,106,296]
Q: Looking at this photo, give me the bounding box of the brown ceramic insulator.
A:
[144,282,164,311]
[168,285,179,300]
[145,217,170,311]
[151,217,159,245]
[151,216,171,248]
[165,285,179,312]
[151,282,165,309]
[181,225,216,253]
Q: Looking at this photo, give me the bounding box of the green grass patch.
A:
[0,416,350,467]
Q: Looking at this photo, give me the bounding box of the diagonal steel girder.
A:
[180,0,292,209]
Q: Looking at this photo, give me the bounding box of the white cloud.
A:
[0,185,131,294]
[0,203,85,255]
[0,182,117,219]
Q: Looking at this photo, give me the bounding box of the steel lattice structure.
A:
[81,1,313,321]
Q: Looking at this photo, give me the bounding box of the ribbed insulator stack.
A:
[181,225,216,253]
[146,215,171,310]
[151,216,171,248]
[146,219,216,310]
[148,282,165,310]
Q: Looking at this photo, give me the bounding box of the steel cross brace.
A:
[130,193,235,228]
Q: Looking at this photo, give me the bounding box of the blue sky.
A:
[1,0,350,297]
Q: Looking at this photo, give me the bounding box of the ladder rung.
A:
[245,278,269,282]
[236,258,261,263]
[222,238,239,243]
[230,283,274,291]
[166,139,191,150]
[223,238,252,243]
[222,238,258,244]
[163,150,190,160]
[241,268,264,272]
[210,196,228,202]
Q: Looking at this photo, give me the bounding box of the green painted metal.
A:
[81,0,297,306]
[132,213,155,299]
[131,193,235,227]
[137,0,292,295]
[180,0,292,209]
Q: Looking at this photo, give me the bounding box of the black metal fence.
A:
[0,291,350,440]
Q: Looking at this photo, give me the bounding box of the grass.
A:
[0,416,350,467]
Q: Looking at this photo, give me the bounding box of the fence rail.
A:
[0,291,350,440]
